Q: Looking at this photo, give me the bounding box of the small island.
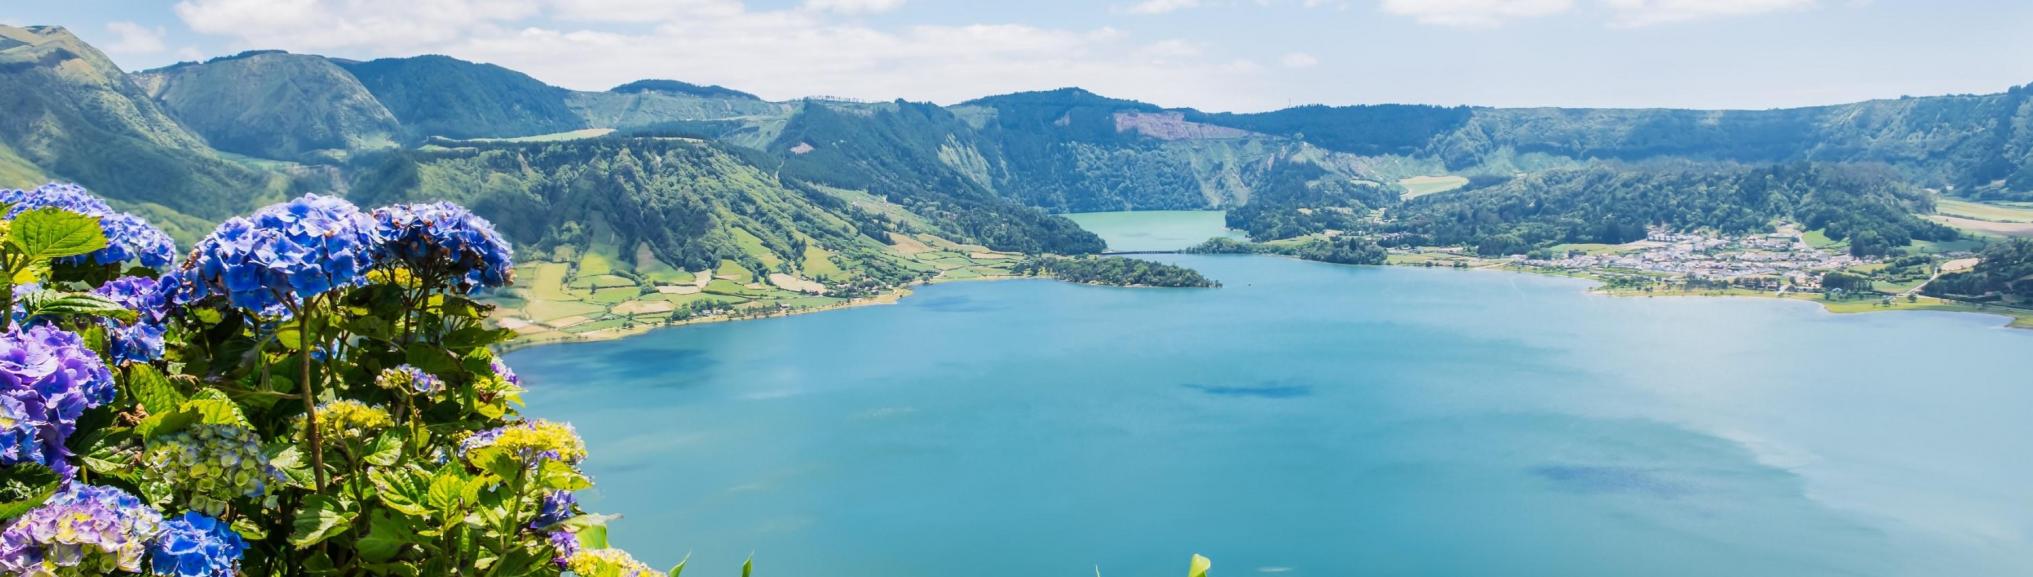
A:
[1185,235,1387,265]
[1012,255,1221,288]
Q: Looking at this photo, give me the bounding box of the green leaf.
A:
[742,554,753,577]
[127,364,185,414]
[290,495,357,548]
[574,524,609,550]
[0,468,59,520]
[8,207,105,261]
[370,467,433,517]
[357,510,416,563]
[14,291,135,323]
[425,470,471,515]
[668,553,690,577]
[405,343,463,377]
[1188,554,1210,577]
[364,431,405,467]
[443,326,516,350]
[535,459,590,492]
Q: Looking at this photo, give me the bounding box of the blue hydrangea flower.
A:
[0,324,116,476]
[0,395,41,466]
[530,490,576,530]
[0,483,165,576]
[181,194,377,314]
[375,364,444,395]
[147,512,246,577]
[372,202,515,293]
[0,183,178,269]
[92,276,174,364]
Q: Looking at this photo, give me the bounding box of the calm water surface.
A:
[509,220,2033,577]
[1062,210,1240,252]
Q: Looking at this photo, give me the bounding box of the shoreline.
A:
[493,272,1048,352]
[494,254,2032,351]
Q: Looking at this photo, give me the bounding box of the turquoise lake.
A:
[508,218,2033,577]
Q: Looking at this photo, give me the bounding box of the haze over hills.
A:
[2,22,2030,286]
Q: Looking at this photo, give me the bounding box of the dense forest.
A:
[1925,238,2033,299]
[348,138,929,286]
[1385,163,1958,256]
[1186,236,1388,266]
[767,101,1107,255]
[1013,255,1220,287]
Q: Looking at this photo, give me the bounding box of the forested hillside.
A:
[1385,163,1957,256]
[135,50,403,162]
[337,55,587,140]
[348,138,935,286]
[4,24,2031,277]
[0,25,278,229]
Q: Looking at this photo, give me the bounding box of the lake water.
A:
[508,216,2033,577]
[1062,211,1241,252]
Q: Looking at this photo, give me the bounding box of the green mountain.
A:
[8,26,2032,267]
[347,137,1028,287]
[336,55,587,140]
[134,50,402,162]
[0,24,276,228]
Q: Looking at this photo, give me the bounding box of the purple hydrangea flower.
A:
[181,194,377,314]
[372,202,515,293]
[92,276,174,364]
[0,324,117,475]
[0,483,165,575]
[547,529,579,569]
[147,512,247,577]
[490,357,521,387]
[531,490,577,530]
[0,183,178,268]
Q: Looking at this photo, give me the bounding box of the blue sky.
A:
[6,0,2031,112]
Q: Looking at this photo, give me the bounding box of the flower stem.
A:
[292,294,330,490]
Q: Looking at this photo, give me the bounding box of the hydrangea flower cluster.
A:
[0,324,116,475]
[376,364,444,395]
[531,490,577,529]
[0,484,165,576]
[182,194,377,314]
[144,425,274,515]
[545,530,579,569]
[490,357,521,388]
[0,395,40,468]
[300,399,392,444]
[563,548,665,577]
[147,512,247,577]
[0,183,178,269]
[459,420,587,467]
[372,202,515,292]
[92,275,174,364]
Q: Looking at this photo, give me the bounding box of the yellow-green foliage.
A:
[731,228,783,269]
[1937,198,2033,223]
[802,244,846,279]
[715,259,754,283]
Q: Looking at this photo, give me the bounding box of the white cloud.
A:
[804,0,907,14]
[1380,0,1574,27]
[1123,0,1200,15]
[104,21,169,54]
[172,0,1275,109]
[1280,51,1319,68]
[1602,0,1815,26]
